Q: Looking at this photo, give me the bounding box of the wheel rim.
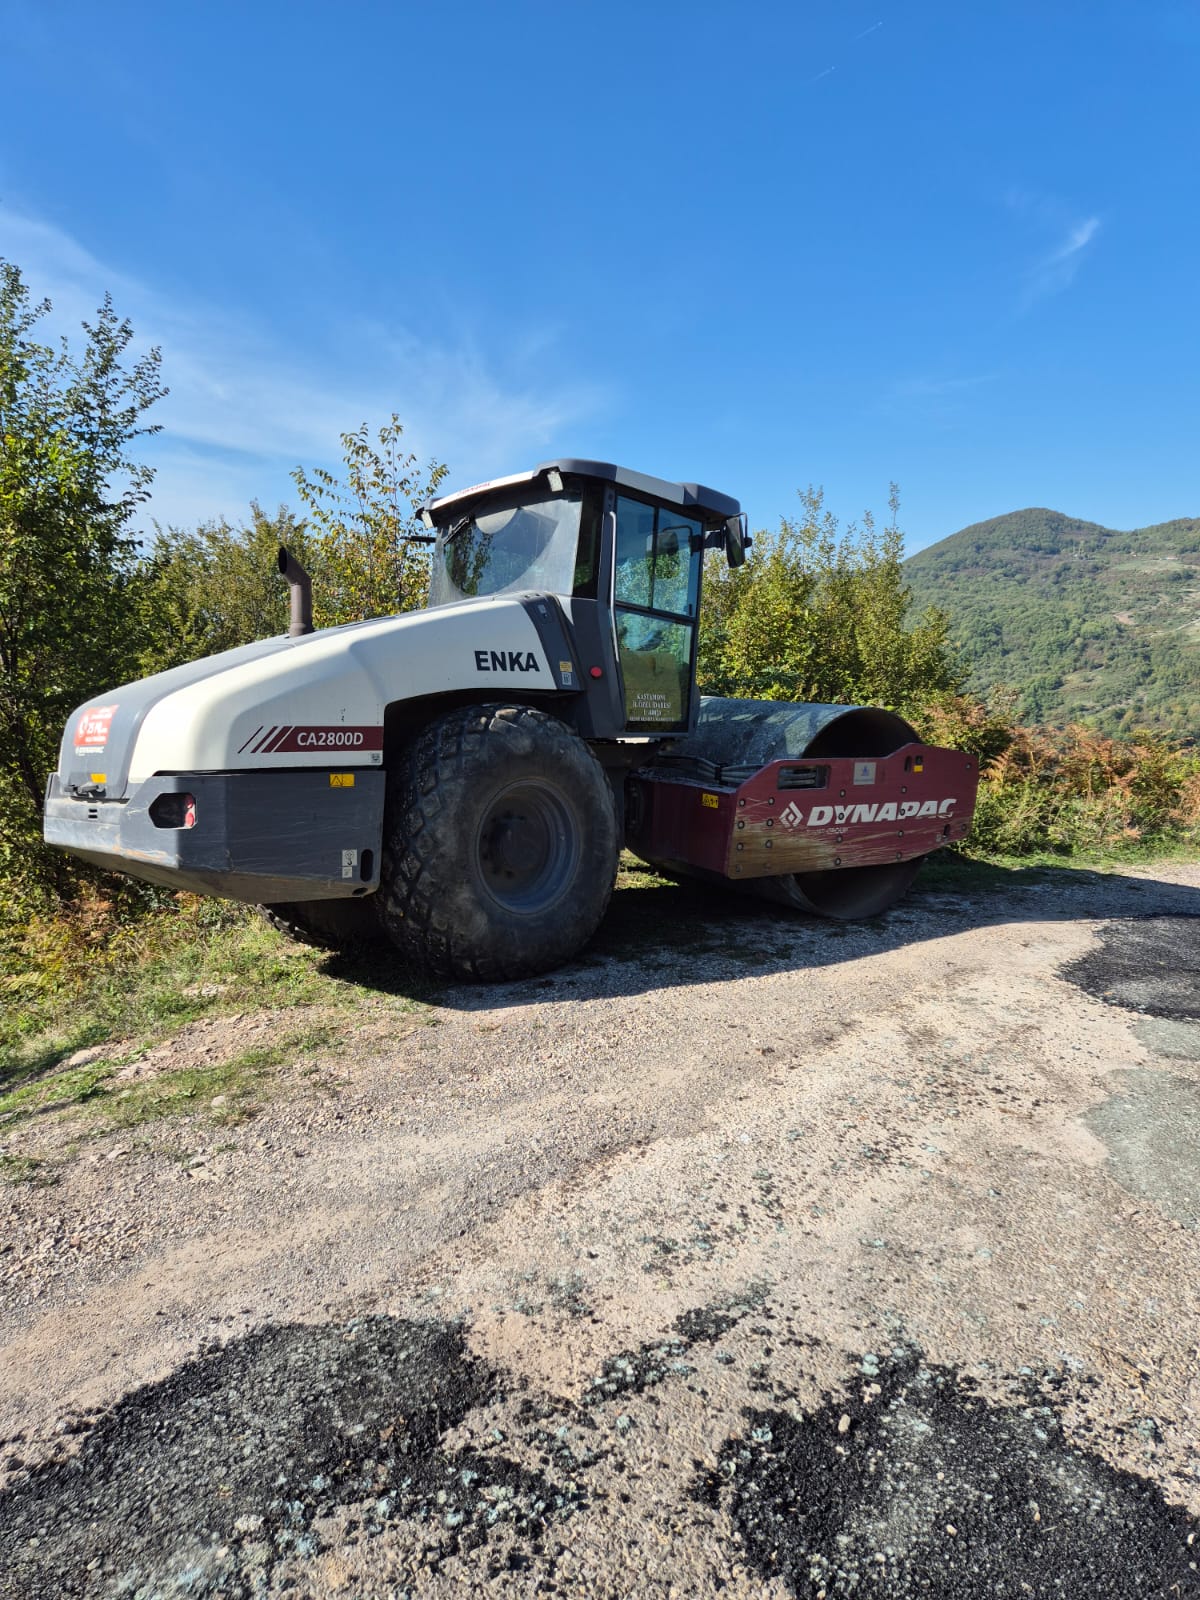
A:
[475,779,580,913]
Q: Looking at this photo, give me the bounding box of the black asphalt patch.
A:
[1062,915,1200,1019]
[696,1349,1200,1598]
[0,1315,583,1599]
[5,1306,1199,1596]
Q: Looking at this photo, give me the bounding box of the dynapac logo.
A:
[780,798,958,829]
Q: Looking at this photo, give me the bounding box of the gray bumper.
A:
[44,769,385,903]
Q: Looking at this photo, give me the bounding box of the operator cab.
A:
[421,460,747,737]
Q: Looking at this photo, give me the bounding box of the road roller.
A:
[44,460,977,980]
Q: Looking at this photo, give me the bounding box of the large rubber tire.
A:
[377,704,620,982]
[258,896,385,952]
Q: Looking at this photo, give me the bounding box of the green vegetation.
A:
[0,259,448,930]
[0,1028,329,1146]
[137,420,446,673]
[138,502,316,669]
[919,695,1200,858]
[700,485,964,716]
[1,893,428,1075]
[0,259,166,907]
[7,900,281,1066]
[0,1153,56,1187]
[291,415,447,622]
[0,892,432,1168]
[904,507,1200,733]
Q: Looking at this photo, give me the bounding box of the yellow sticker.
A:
[701,792,720,809]
[329,773,355,788]
[90,773,107,784]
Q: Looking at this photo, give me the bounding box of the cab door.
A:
[612,494,703,733]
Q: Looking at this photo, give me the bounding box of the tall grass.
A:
[920,695,1200,859]
[0,890,331,1073]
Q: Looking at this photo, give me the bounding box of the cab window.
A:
[613,495,702,731]
[614,497,700,618]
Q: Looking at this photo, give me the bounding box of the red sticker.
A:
[75,704,118,749]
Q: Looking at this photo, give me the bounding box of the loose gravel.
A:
[3,860,1200,1595]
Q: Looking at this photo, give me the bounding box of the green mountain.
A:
[904,508,1200,735]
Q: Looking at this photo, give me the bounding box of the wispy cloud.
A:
[1007,190,1102,309]
[1046,215,1100,265]
[1028,214,1101,302]
[0,207,605,531]
[880,371,998,427]
[890,373,997,401]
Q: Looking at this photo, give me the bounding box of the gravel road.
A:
[2,860,1200,1597]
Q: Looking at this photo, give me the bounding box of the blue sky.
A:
[2,0,1197,554]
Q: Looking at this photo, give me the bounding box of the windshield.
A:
[429,491,583,605]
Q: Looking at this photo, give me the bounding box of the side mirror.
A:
[725,513,750,568]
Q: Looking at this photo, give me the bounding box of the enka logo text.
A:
[779,798,958,829]
[474,649,540,672]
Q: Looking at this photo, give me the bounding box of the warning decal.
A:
[74,704,118,750]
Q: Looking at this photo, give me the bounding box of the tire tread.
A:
[377,704,618,981]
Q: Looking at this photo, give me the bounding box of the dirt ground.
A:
[2,860,1200,1597]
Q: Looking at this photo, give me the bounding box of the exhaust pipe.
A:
[277,547,313,637]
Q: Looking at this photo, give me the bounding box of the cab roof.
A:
[424,459,741,524]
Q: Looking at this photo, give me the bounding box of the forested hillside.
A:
[905,509,1200,734]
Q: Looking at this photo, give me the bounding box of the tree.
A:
[291,415,448,624]
[698,485,965,712]
[0,259,165,898]
[138,502,315,672]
